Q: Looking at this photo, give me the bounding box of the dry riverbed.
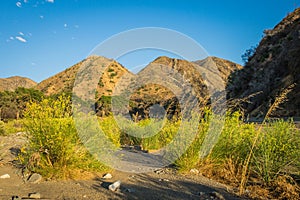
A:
[0,133,245,200]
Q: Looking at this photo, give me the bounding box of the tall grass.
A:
[19,95,108,179]
[0,120,24,136]
[17,93,299,199]
[239,84,296,194]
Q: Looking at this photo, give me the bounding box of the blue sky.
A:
[0,0,298,82]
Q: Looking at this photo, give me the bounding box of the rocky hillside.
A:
[36,56,130,98]
[227,8,300,118]
[0,76,37,92]
[35,55,241,119]
[127,56,241,119]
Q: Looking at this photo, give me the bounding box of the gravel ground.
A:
[0,133,245,200]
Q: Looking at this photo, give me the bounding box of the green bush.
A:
[20,95,107,179]
[211,112,255,164]
[253,120,300,184]
[0,121,5,135]
[3,120,24,135]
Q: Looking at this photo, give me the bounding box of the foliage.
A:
[98,115,121,147]
[253,120,300,184]
[15,93,300,198]
[241,45,257,64]
[95,96,112,117]
[0,120,5,135]
[0,87,44,120]
[19,94,107,179]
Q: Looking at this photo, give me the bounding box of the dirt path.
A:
[0,133,245,200]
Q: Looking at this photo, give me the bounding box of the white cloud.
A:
[40,15,44,19]
[16,2,22,7]
[9,36,14,40]
[46,0,54,3]
[64,23,68,28]
[19,32,24,36]
[15,36,27,43]
[24,0,28,3]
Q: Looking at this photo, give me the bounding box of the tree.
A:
[241,45,257,64]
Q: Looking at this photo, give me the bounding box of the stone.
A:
[108,180,121,192]
[190,168,199,174]
[102,173,112,179]
[12,196,22,200]
[154,169,165,174]
[210,191,225,200]
[0,174,10,179]
[28,192,41,199]
[158,178,169,182]
[27,173,42,184]
[198,192,205,196]
[124,188,135,193]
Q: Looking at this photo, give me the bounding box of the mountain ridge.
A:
[227,7,300,117]
[0,76,37,92]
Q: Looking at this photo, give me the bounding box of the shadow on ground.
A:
[92,173,244,200]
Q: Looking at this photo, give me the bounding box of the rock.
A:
[12,196,22,200]
[159,178,169,182]
[28,192,41,199]
[124,188,135,193]
[210,191,225,200]
[198,192,205,196]
[102,173,112,179]
[154,169,165,174]
[108,180,121,192]
[27,173,42,184]
[133,145,142,151]
[0,174,10,179]
[190,168,199,174]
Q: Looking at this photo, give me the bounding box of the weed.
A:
[19,94,108,179]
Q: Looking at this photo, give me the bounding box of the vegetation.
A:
[0,120,24,136]
[19,94,108,179]
[0,87,44,120]
[9,92,298,199]
[0,120,5,135]
[241,45,257,64]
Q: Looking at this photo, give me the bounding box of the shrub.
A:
[211,112,255,164]
[253,120,300,184]
[19,95,107,179]
[0,121,5,135]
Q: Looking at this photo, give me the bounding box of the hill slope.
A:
[0,76,37,92]
[36,56,130,98]
[127,56,241,118]
[227,7,300,117]
[36,55,241,118]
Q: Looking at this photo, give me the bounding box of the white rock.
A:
[102,173,112,179]
[0,174,10,179]
[28,192,41,199]
[27,173,42,183]
[108,180,121,192]
[210,191,225,200]
[190,168,199,174]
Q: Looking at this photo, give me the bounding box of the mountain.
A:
[227,8,300,118]
[36,56,130,97]
[194,56,242,83]
[127,56,241,119]
[0,76,37,92]
[35,55,240,119]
